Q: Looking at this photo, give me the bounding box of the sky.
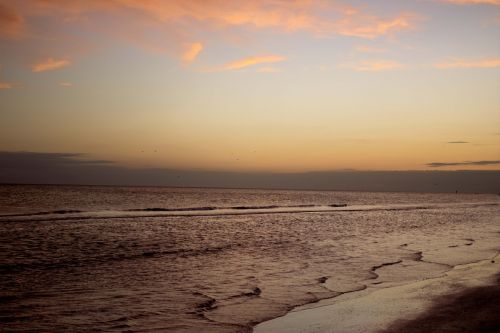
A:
[0,0,499,176]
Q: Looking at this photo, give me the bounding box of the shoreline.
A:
[254,253,499,333]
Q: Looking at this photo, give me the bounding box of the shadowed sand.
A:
[254,255,499,333]
[381,274,500,333]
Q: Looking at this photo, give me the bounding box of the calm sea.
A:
[0,185,498,332]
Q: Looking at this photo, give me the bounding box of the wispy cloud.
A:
[32,58,71,72]
[439,0,500,5]
[435,57,500,69]
[333,13,419,39]
[355,45,387,53]
[0,65,16,89]
[59,82,72,87]
[339,60,404,72]
[427,160,500,167]
[181,42,203,63]
[257,67,282,73]
[214,55,286,71]
[447,141,469,144]
[0,82,15,89]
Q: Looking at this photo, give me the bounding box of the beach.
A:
[255,255,500,333]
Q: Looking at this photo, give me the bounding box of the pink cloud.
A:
[0,0,420,72]
[0,3,25,39]
[331,12,418,39]
[355,45,388,53]
[181,42,203,63]
[257,67,282,73]
[5,1,419,46]
[434,57,500,69]
[339,60,405,71]
[216,55,286,71]
[113,1,419,39]
[440,0,500,5]
[0,82,14,89]
[32,58,71,72]
[0,65,17,89]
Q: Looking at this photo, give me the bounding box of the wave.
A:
[0,204,344,221]
[127,204,344,212]
[0,209,83,218]
[0,244,234,274]
[127,207,217,212]
[0,202,497,223]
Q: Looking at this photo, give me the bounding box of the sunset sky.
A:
[0,0,499,173]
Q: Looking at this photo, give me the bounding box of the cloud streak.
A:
[32,58,71,72]
[339,60,404,71]
[447,141,469,144]
[440,0,500,5]
[0,65,16,89]
[181,42,203,63]
[355,45,387,53]
[434,57,500,69]
[214,55,286,71]
[427,160,500,167]
[0,82,14,89]
[257,67,282,73]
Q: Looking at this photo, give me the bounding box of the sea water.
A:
[0,185,498,332]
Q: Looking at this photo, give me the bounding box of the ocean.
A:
[0,184,498,332]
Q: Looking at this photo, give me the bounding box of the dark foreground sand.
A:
[254,257,500,333]
[381,274,500,333]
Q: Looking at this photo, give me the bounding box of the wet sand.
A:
[254,255,500,333]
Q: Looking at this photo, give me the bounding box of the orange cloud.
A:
[332,13,417,39]
[1,0,419,72]
[0,65,16,89]
[7,1,419,40]
[257,67,282,73]
[0,3,25,38]
[440,0,500,5]
[181,42,203,63]
[59,82,72,87]
[216,55,286,71]
[0,82,14,89]
[32,58,71,72]
[355,45,387,53]
[434,57,500,69]
[339,60,405,71]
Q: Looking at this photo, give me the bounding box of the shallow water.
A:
[0,185,498,332]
